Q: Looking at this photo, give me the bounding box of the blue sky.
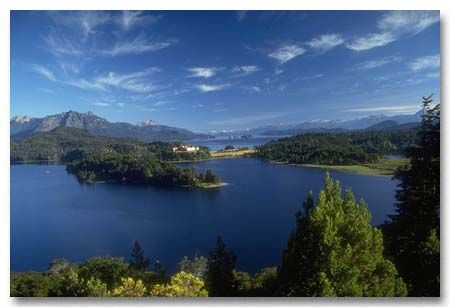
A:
[11,10,440,131]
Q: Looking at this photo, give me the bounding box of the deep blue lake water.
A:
[11,158,398,273]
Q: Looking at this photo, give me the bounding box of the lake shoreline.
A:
[268,158,410,177]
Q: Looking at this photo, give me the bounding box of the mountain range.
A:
[212,110,423,136]
[10,111,208,142]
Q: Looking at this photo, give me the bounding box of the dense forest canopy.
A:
[10,127,210,163]
[66,153,221,188]
[255,129,417,165]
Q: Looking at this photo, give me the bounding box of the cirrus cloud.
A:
[269,44,306,64]
[307,34,345,52]
[409,55,440,71]
[196,84,229,93]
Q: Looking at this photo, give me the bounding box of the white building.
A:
[172,145,200,152]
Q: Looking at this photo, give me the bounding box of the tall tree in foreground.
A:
[383,96,440,296]
[278,175,407,297]
[205,236,238,296]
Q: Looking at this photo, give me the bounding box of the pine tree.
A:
[383,96,440,296]
[205,236,238,296]
[129,241,150,273]
[278,175,407,297]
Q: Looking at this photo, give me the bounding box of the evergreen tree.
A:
[129,241,151,273]
[205,236,238,296]
[178,255,208,279]
[278,175,407,297]
[383,96,440,296]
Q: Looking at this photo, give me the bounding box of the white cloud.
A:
[153,101,173,106]
[32,65,161,94]
[196,84,229,93]
[231,65,260,76]
[299,74,324,81]
[251,86,261,92]
[37,87,55,94]
[355,56,402,70]
[307,34,345,52]
[346,32,396,51]
[116,102,125,107]
[345,11,438,53]
[43,33,84,57]
[188,67,218,78]
[31,64,56,81]
[121,11,161,31]
[101,35,174,56]
[378,11,439,36]
[48,11,111,40]
[59,62,80,75]
[409,55,440,71]
[269,45,306,64]
[93,68,160,93]
[425,72,440,79]
[345,104,419,114]
[93,102,111,107]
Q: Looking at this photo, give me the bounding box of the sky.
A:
[11,10,440,132]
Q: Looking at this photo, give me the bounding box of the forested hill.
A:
[10,110,208,141]
[10,127,210,163]
[255,129,417,165]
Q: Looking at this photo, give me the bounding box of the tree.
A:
[383,96,440,296]
[205,236,238,296]
[78,257,128,290]
[178,255,208,279]
[204,169,220,184]
[150,271,208,297]
[11,272,50,297]
[112,277,147,297]
[85,277,110,297]
[129,241,151,273]
[278,174,407,297]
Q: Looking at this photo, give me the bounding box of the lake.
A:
[187,135,286,151]
[11,158,398,274]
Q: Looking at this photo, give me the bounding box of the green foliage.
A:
[234,267,278,296]
[10,126,210,163]
[204,169,220,184]
[178,255,208,279]
[205,236,238,297]
[383,97,440,296]
[256,130,417,165]
[49,268,86,297]
[66,153,220,188]
[150,271,208,297]
[112,277,147,297]
[278,175,407,297]
[85,277,110,297]
[11,272,50,297]
[77,257,129,290]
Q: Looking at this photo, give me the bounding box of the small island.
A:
[66,154,224,189]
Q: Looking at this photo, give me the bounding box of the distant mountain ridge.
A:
[10,110,208,142]
[211,110,423,136]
